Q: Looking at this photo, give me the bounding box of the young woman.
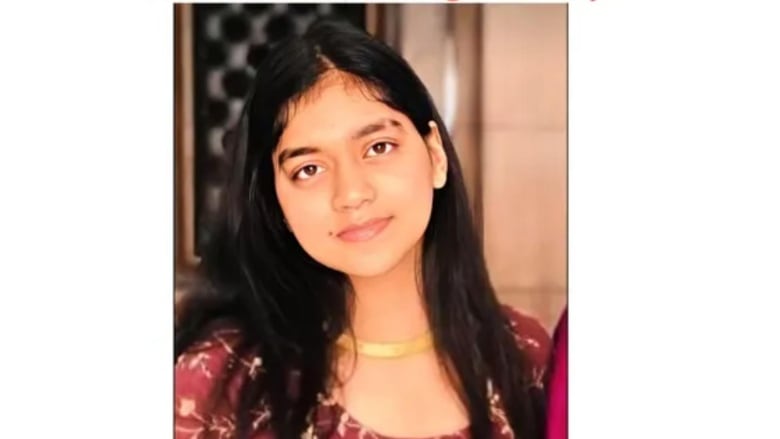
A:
[175,19,551,439]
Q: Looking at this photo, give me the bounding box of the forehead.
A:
[277,73,413,148]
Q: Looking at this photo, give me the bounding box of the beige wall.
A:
[399,4,567,330]
[482,4,567,331]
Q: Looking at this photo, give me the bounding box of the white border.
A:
[0,3,173,437]
[570,1,780,437]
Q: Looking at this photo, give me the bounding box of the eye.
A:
[365,142,397,158]
[292,164,323,181]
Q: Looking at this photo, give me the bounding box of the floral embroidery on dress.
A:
[486,379,514,439]
[175,306,550,439]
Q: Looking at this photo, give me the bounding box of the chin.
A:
[314,245,411,279]
[335,253,404,278]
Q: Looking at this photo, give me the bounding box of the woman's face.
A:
[273,74,447,278]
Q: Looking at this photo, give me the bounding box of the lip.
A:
[336,216,393,242]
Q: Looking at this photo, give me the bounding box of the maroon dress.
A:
[175,306,551,439]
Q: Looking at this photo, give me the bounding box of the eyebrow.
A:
[277,146,321,169]
[350,118,403,140]
[276,118,403,168]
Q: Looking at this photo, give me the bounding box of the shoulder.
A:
[500,304,552,381]
[175,325,262,397]
[175,325,266,438]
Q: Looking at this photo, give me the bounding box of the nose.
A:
[331,159,375,211]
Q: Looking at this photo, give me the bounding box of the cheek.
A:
[380,161,433,207]
[392,146,435,196]
[276,181,333,240]
[378,153,436,228]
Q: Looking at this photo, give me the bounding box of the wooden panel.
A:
[175,3,199,272]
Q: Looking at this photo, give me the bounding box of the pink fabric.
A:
[547,308,568,439]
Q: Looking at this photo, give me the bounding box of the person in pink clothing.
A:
[546,308,568,439]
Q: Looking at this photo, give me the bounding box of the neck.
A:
[347,241,429,342]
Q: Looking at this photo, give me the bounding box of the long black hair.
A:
[176,19,545,439]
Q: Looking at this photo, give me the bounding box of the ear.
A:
[424,121,448,189]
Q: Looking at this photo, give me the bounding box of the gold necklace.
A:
[335,331,434,359]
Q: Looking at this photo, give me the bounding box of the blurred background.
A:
[174,3,567,331]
